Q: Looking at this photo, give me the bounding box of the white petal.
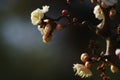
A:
[42,5,50,13]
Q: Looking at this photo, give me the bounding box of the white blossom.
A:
[31,8,44,25]
[31,5,50,25]
[73,63,92,78]
[93,5,104,20]
[42,5,50,13]
[101,0,118,6]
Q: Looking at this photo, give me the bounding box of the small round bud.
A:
[115,49,120,58]
[62,9,68,16]
[100,73,105,77]
[91,0,97,3]
[91,57,97,62]
[110,65,119,73]
[73,17,78,23]
[109,8,116,18]
[103,76,110,80]
[80,53,89,63]
[56,24,63,30]
[67,0,71,4]
[85,61,92,68]
[101,2,108,8]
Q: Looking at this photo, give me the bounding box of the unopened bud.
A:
[85,61,92,68]
[73,17,78,23]
[110,65,119,73]
[91,0,97,3]
[109,8,116,18]
[80,53,89,63]
[62,9,69,16]
[56,24,63,30]
[67,0,71,4]
[101,2,108,8]
[115,49,120,58]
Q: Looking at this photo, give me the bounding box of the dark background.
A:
[0,0,120,80]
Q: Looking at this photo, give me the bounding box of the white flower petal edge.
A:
[31,5,50,25]
[73,63,92,78]
[31,8,44,25]
[101,0,118,6]
[42,5,50,13]
[93,5,104,20]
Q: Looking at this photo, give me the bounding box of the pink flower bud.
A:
[62,9,68,16]
[56,24,63,30]
[73,17,78,22]
[67,0,71,4]
[80,53,89,63]
[85,61,92,68]
[115,49,120,58]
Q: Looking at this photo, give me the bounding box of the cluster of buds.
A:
[73,52,102,78]
[31,0,120,80]
[80,53,92,68]
[73,53,92,78]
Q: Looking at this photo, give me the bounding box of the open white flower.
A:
[93,5,104,20]
[101,0,118,6]
[31,8,44,25]
[31,5,50,25]
[73,63,92,78]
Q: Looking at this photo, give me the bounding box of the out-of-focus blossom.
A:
[31,5,50,25]
[73,63,92,78]
[110,65,119,73]
[38,23,52,43]
[101,0,118,6]
[31,8,44,25]
[93,5,104,20]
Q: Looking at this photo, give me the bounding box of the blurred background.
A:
[0,0,120,80]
